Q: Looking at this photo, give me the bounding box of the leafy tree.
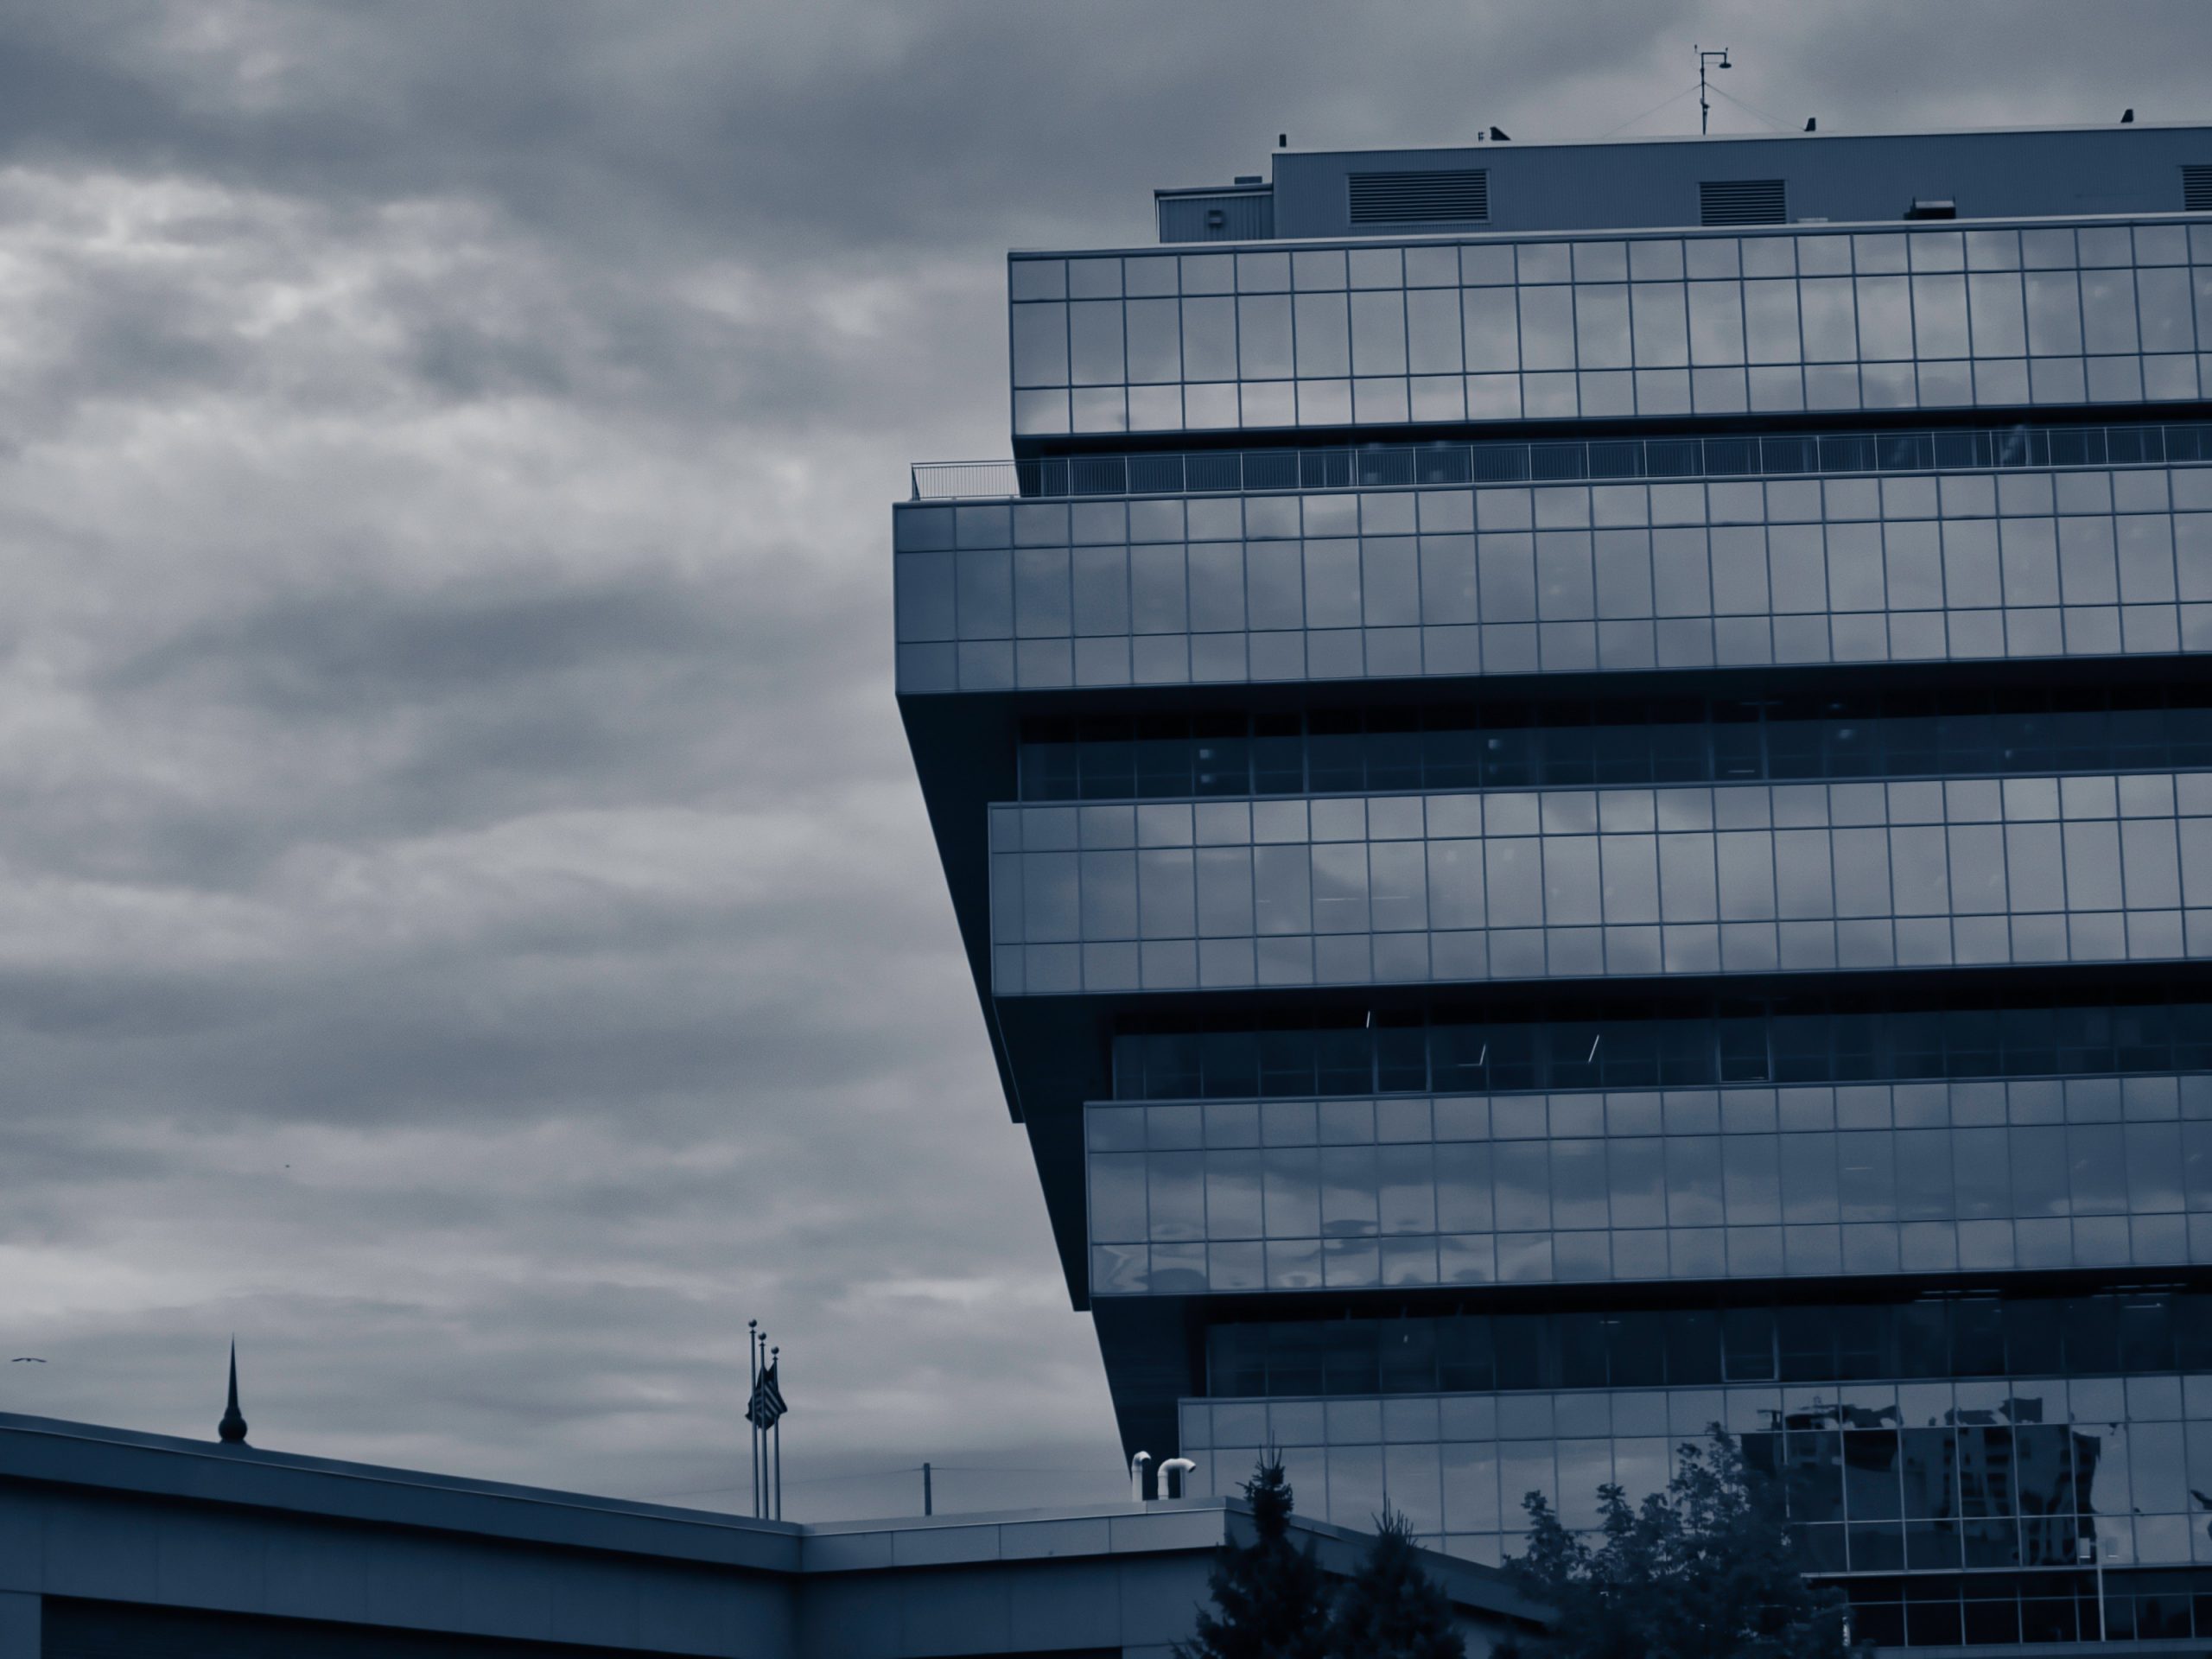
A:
[1496,1427,1847,1659]
[1326,1507,1465,1659]
[1176,1454,1332,1659]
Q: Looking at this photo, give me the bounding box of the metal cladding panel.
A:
[1268,125,2212,238]
[1156,191,1273,244]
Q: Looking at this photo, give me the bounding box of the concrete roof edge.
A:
[1268,119,2212,157]
[0,1412,803,1571]
[1154,182,1271,199]
[1007,206,2211,260]
[802,1496,1211,1535]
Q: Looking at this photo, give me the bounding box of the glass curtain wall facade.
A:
[897,130,2212,1651]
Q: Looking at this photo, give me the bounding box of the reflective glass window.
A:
[1519,286,1576,372]
[1294,292,1351,378]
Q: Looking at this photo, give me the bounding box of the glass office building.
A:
[898,124,2212,1649]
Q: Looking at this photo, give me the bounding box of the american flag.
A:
[746,1360,788,1431]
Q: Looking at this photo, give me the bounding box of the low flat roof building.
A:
[0,1411,1541,1659]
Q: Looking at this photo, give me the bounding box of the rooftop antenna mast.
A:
[1697,44,1732,135]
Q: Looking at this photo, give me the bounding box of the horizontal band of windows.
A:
[896,479,2212,639]
[1022,422,2210,500]
[1091,1215,2212,1298]
[1003,772,2212,849]
[1838,1575,2201,1650]
[897,458,2209,554]
[999,914,2212,996]
[1176,1419,2196,1580]
[904,613,2212,695]
[1013,225,2209,304]
[899,612,2212,694]
[1091,1077,2211,1150]
[1199,1294,2212,1397]
[1110,999,2212,1101]
[1007,265,2208,397]
[995,774,2212,942]
[993,769,2212,993]
[1017,695,2212,802]
[914,420,2212,505]
[1014,360,2208,438]
[1090,1111,2212,1275]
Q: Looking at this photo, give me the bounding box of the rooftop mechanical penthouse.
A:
[895,124,2212,1651]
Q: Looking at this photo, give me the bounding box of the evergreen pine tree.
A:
[1175,1455,1332,1659]
[1325,1509,1466,1659]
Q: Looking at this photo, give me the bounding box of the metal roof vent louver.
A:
[1347,168,1489,225]
[2185,164,2212,212]
[1700,177,1788,226]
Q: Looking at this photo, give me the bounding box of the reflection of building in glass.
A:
[898,123,2212,1649]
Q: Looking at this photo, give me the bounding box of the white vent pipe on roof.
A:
[1160,1458,1197,1500]
[1129,1451,1152,1502]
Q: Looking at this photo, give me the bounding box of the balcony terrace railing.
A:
[908,418,2212,502]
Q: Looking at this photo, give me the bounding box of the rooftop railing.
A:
[908,418,2212,502]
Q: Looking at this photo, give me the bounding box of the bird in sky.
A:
[10,1357,46,1363]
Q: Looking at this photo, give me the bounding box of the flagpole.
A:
[772,1345,783,1521]
[747,1320,760,1520]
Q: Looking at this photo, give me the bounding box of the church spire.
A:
[217,1340,249,1445]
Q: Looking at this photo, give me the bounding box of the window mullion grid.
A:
[1703,793,1723,988]
[1453,246,1471,392]
[1624,267,1642,415]
[1765,784,1784,993]
[1399,261,1413,408]
[1733,265,1751,398]
[2070,238,2089,392]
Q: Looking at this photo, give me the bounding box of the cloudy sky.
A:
[1,0,2209,1522]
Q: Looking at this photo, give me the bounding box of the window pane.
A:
[1631,283,1688,366]
[1012,302,1069,385]
[1800,278,1858,360]
[2136,266,2194,353]
[1462,287,1523,372]
[1126,299,1180,383]
[1744,279,1802,364]
[1182,296,1237,380]
[1294,292,1351,377]
[1912,274,1970,358]
[1069,301,1123,385]
[1688,283,1745,365]
[1967,273,2026,357]
[1407,288,1464,372]
[1239,294,1294,378]
[1351,289,1408,375]
[2024,271,2083,355]
[1519,286,1575,372]
[1575,284,1632,369]
[1856,276,1913,359]
[1667,1136,1725,1226]
[2080,268,2139,354]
